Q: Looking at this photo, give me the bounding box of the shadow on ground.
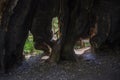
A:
[0,47,120,80]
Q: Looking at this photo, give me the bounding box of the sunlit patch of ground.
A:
[74,47,91,55]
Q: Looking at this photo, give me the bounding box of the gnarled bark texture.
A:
[4,0,34,72]
[89,0,120,51]
[51,0,120,62]
[0,0,59,72]
[30,0,56,55]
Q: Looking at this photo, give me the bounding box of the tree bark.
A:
[3,0,34,72]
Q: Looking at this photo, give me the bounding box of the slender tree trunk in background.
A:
[50,0,78,63]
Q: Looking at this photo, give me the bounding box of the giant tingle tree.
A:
[0,0,120,73]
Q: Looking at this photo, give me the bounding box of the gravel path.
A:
[0,48,120,80]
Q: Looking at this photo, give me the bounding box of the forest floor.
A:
[0,47,120,80]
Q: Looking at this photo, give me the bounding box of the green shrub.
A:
[24,33,42,55]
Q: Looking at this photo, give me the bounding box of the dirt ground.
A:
[0,47,120,80]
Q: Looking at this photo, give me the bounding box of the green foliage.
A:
[74,42,90,49]
[24,35,34,54]
[53,17,58,24]
[85,42,90,47]
[52,17,59,39]
[52,17,59,32]
[24,33,42,54]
